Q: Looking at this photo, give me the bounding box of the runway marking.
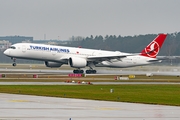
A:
[96,107,121,110]
[9,99,30,102]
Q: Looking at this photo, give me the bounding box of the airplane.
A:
[3,33,167,74]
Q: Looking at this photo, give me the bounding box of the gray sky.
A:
[0,0,180,40]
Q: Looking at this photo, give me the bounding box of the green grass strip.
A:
[0,84,180,106]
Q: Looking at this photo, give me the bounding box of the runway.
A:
[1,66,180,85]
[0,93,180,120]
[0,67,180,76]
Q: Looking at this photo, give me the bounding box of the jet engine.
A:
[69,57,87,68]
[45,61,63,68]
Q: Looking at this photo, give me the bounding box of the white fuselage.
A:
[4,43,159,68]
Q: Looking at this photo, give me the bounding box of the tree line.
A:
[68,32,180,56]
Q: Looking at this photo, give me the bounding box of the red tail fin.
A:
[140,33,167,58]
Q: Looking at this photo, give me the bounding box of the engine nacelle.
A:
[45,61,63,68]
[69,57,87,68]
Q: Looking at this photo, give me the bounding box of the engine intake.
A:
[45,61,63,68]
[69,57,87,68]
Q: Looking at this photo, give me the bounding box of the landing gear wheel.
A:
[85,70,90,74]
[80,70,84,73]
[73,70,77,73]
[12,63,16,66]
[86,70,97,74]
[73,69,84,74]
[92,70,97,74]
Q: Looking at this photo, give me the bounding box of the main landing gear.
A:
[85,69,96,74]
[73,69,97,74]
[86,62,97,74]
[73,62,97,74]
[73,69,84,74]
[11,57,17,66]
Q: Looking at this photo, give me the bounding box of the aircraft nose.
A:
[3,49,9,56]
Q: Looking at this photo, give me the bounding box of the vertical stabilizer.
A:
[140,34,167,58]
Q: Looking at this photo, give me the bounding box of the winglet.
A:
[140,33,167,58]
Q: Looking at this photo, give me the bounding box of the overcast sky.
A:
[0,0,180,40]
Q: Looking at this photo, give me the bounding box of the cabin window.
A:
[9,46,16,49]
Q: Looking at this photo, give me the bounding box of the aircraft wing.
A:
[87,54,131,61]
[59,54,134,62]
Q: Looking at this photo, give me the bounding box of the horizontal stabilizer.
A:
[148,59,161,62]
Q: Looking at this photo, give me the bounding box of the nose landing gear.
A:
[11,57,17,66]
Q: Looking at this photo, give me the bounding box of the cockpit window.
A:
[9,46,16,49]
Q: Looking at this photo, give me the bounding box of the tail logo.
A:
[145,41,159,58]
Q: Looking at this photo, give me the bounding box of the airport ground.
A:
[1,93,180,120]
[1,64,180,119]
[0,63,180,82]
[0,63,180,106]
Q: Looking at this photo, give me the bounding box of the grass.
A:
[0,84,180,106]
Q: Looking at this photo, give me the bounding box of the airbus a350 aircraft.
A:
[4,34,167,74]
